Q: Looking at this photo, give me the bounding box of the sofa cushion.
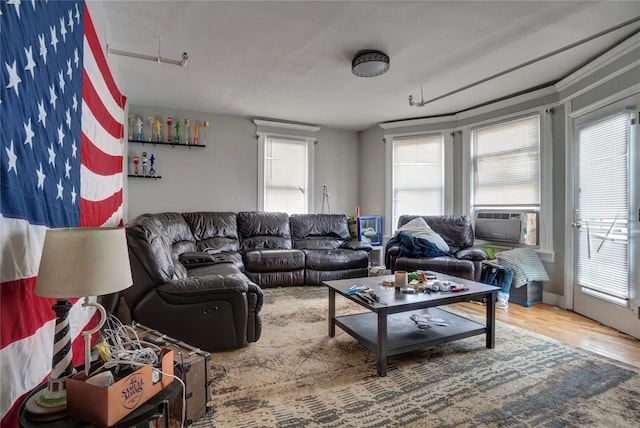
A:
[245,271,305,288]
[394,256,476,280]
[146,212,198,278]
[157,273,249,303]
[187,262,243,277]
[303,249,369,270]
[238,211,292,250]
[183,211,240,254]
[290,214,350,250]
[126,214,176,283]
[244,249,305,272]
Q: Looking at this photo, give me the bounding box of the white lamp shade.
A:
[35,227,133,298]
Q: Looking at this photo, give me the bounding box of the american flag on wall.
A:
[0,1,126,425]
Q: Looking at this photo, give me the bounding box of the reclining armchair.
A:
[385,215,487,282]
[124,212,263,352]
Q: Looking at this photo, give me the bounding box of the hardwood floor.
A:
[455,301,640,369]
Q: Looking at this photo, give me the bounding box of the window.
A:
[390,133,445,231]
[258,134,314,214]
[471,114,541,210]
[463,109,552,258]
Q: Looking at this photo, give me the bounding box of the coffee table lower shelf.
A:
[334,307,486,363]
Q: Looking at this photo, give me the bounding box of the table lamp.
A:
[29,227,132,417]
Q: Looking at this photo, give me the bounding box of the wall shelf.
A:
[127,174,162,179]
[128,139,206,148]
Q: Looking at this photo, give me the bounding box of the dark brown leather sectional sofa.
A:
[123,211,371,352]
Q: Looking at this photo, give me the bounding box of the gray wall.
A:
[357,126,385,218]
[125,105,359,220]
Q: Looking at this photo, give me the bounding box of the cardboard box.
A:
[347,216,359,240]
[66,349,174,426]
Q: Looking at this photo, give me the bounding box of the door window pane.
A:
[576,111,630,302]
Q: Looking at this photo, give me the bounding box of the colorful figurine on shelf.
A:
[142,151,148,177]
[128,115,134,140]
[167,117,173,143]
[135,117,143,141]
[155,119,162,142]
[147,116,154,142]
[184,118,190,145]
[132,155,139,176]
[175,121,181,143]
[202,120,209,145]
[193,122,199,145]
[149,154,156,176]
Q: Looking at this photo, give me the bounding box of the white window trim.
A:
[257,132,315,213]
[461,106,554,262]
[384,130,454,237]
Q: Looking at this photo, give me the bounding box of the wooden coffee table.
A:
[324,272,499,376]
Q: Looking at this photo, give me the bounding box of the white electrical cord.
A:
[96,314,187,427]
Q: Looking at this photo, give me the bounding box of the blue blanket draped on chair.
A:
[386,231,450,259]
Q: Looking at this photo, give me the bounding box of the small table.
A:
[324,272,499,376]
[19,379,181,428]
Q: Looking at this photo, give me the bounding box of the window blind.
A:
[392,134,444,230]
[472,114,540,208]
[576,111,630,302]
[265,136,308,214]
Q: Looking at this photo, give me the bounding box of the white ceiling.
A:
[101,1,640,131]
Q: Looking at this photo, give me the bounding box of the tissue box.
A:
[66,349,174,426]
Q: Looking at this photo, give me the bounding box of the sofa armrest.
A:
[247,280,264,313]
[341,239,372,251]
[454,247,487,261]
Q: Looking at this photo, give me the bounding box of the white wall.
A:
[125,105,359,220]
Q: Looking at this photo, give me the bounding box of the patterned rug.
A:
[191,286,640,427]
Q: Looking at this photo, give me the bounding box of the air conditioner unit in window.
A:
[474,211,538,245]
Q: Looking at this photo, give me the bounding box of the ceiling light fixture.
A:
[408,86,427,107]
[351,50,390,77]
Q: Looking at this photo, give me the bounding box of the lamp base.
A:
[24,388,67,422]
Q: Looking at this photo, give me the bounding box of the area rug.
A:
[191,286,640,427]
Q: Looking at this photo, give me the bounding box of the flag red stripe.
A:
[82,69,124,140]
[0,311,100,428]
[83,2,125,111]
[80,133,124,175]
[79,189,123,227]
[1,279,58,348]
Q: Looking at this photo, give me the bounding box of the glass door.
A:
[572,101,639,339]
